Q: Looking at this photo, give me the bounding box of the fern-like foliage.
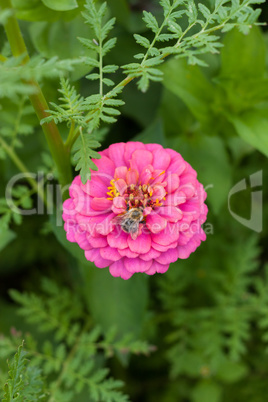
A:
[73,131,101,184]
[41,78,84,127]
[0,278,153,401]
[0,56,78,99]
[37,0,264,182]
[0,97,35,148]
[0,185,34,229]
[158,235,264,378]
[2,342,46,402]
[79,0,118,95]
[122,0,265,91]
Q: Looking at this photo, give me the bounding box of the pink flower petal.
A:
[124,257,152,273]
[75,231,93,250]
[100,246,121,261]
[152,261,170,273]
[156,247,179,264]
[158,206,183,222]
[93,155,115,182]
[81,178,107,197]
[152,149,171,171]
[164,190,186,206]
[146,213,167,233]
[127,233,151,254]
[109,259,133,280]
[145,261,169,275]
[95,213,115,235]
[124,142,146,166]
[62,199,76,220]
[118,248,139,258]
[114,166,127,181]
[85,249,111,268]
[168,157,187,176]
[108,143,126,167]
[165,173,180,193]
[112,197,127,214]
[107,231,128,249]
[179,183,197,199]
[87,234,108,248]
[64,221,76,242]
[146,143,163,152]
[152,224,179,246]
[91,197,112,212]
[126,169,139,185]
[140,165,154,184]
[114,179,127,195]
[152,242,172,252]
[140,248,161,261]
[150,184,166,202]
[150,169,166,185]
[130,150,153,174]
[144,264,157,275]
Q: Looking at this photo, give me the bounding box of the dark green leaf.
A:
[41,0,78,11]
[228,110,268,157]
[81,264,149,339]
[220,26,266,79]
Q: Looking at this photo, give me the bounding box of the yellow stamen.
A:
[106,179,120,200]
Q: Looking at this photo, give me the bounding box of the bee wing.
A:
[112,213,126,225]
[129,222,142,240]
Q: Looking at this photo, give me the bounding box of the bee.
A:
[114,207,145,239]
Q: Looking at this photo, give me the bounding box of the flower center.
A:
[125,183,163,209]
[107,170,167,212]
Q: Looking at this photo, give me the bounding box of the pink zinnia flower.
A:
[62,142,208,279]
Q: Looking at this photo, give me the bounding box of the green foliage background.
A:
[0,0,268,401]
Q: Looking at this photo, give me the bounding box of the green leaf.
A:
[82,264,149,339]
[198,3,211,19]
[73,134,101,184]
[2,343,44,402]
[12,0,79,22]
[134,34,150,49]
[220,26,266,79]
[161,58,214,125]
[3,342,27,402]
[29,16,96,80]
[41,0,78,11]
[132,117,166,146]
[228,110,268,157]
[0,227,16,253]
[192,381,222,402]
[143,11,159,33]
[216,361,248,383]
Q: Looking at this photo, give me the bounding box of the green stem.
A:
[99,38,103,97]
[0,138,47,207]
[64,120,76,152]
[1,0,72,193]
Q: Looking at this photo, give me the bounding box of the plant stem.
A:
[64,120,76,152]
[0,138,38,191]
[1,0,72,193]
[0,137,47,207]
